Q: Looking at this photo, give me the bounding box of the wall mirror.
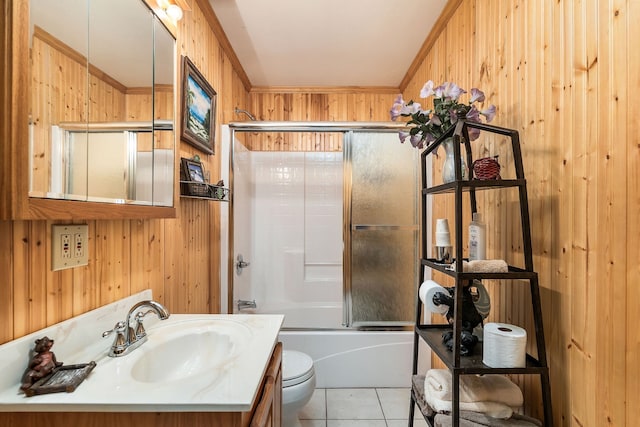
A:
[28,0,175,206]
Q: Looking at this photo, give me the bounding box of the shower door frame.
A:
[228,122,424,330]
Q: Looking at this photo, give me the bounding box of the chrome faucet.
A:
[102,300,170,357]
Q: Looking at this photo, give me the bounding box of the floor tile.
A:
[376,388,412,420]
[327,421,387,427]
[300,420,327,427]
[326,388,384,420]
[376,388,425,420]
[300,388,326,420]
[386,419,429,427]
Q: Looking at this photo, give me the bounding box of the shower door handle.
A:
[236,254,250,275]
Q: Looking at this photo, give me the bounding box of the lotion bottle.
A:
[469,212,486,260]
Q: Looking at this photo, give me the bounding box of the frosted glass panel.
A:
[347,131,419,326]
[351,132,419,225]
[351,229,417,324]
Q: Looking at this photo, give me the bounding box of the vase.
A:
[441,137,467,183]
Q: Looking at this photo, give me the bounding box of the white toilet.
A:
[281,350,316,427]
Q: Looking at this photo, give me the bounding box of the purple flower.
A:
[403,102,422,115]
[469,88,485,103]
[420,80,435,98]
[443,82,465,100]
[468,127,481,141]
[389,94,405,121]
[410,133,424,148]
[391,80,496,149]
[481,105,497,122]
[423,133,436,145]
[466,106,480,122]
[398,131,410,143]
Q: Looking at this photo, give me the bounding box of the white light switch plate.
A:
[52,224,89,271]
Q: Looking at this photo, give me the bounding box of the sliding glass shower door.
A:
[344,131,420,327]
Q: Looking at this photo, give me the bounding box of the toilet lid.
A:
[282,350,314,387]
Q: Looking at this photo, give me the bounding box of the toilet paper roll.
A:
[483,323,527,368]
[419,280,449,315]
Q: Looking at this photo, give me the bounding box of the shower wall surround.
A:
[234,150,344,329]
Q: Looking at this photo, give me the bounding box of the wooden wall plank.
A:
[569,0,598,425]
[129,219,165,301]
[72,220,98,316]
[0,220,14,342]
[598,1,628,425]
[626,2,640,426]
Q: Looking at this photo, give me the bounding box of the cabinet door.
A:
[250,342,282,427]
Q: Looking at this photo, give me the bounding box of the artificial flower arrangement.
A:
[390,80,497,149]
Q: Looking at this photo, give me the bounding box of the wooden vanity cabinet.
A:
[0,342,283,427]
[249,342,282,427]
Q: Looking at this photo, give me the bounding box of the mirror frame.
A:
[0,0,178,220]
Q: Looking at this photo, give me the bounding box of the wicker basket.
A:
[472,156,501,180]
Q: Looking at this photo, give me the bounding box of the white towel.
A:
[424,369,523,419]
[447,260,509,273]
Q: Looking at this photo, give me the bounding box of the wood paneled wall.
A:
[243,89,398,151]
[403,1,639,425]
[0,0,250,343]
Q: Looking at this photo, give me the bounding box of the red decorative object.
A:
[473,156,501,180]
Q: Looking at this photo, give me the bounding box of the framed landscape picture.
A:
[181,56,216,154]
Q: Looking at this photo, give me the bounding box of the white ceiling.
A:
[208,0,448,88]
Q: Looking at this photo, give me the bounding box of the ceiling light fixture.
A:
[165,4,183,21]
[157,0,184,22]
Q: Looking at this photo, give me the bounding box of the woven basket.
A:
[472,156,501,180]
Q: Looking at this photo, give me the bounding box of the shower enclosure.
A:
[221,122,430,387]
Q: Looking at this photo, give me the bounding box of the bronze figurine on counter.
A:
[20,336,63,391]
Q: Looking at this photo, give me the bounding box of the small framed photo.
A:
[181,158,205,183]
[181,56,216,155]
[180,158,210,197]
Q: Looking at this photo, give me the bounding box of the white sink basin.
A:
[130,319,252,384]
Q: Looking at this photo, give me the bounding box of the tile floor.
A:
[298,388,429,427]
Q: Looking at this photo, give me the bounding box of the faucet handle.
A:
[102,321,127,353]
[133,310,153,339]
[102,321,126,338]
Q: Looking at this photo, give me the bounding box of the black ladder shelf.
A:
[408,121,553,427]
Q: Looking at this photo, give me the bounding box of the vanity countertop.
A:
[0,291,283,412]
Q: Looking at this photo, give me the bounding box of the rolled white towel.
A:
[425,369,523,406]
[424,369,523,419]
[447,260,509,273]
[459,374,523,407]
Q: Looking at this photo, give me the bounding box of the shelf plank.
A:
[179,181,229,201]
[423,179,526,195]
[415,325,546,374]
[410,386,436,427]
[421,259,538,280]
[179,195,229,202]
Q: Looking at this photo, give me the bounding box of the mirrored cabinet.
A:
[1,0,178,219]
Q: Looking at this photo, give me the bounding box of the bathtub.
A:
[246,302,428,388]
[279,329,417,388]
